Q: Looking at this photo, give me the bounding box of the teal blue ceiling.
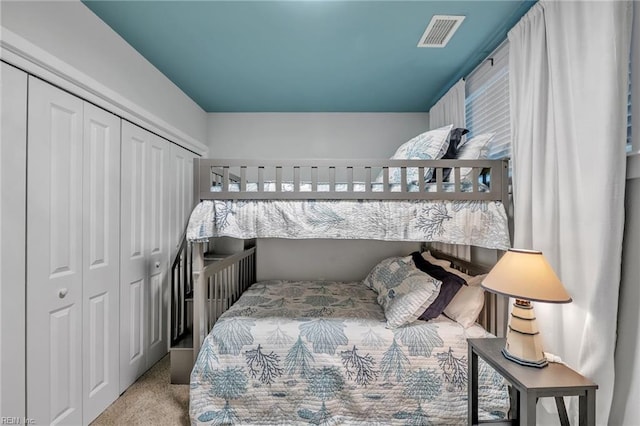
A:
[82,1,535,112]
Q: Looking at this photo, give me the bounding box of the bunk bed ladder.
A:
[169,228,195,384]
[169,232,257,384]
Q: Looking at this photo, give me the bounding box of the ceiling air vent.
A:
[417,15,466,48]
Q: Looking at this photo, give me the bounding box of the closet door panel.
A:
[27,77,83,425]
[170,145,187,256]
[82,103,121,424]
[170,144,196,257]
[120,121,150,392]
[147,136,170,367]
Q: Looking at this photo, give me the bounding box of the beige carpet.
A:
[91,356,190,426]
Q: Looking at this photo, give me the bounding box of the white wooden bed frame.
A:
[185,158,510,360]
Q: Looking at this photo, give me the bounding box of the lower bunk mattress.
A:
[190,280,509,425]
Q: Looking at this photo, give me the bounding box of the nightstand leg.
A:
[468,346,478,425]
[579,390,596,426]
[509,386,519,421]
[555,396,570,426]
[519,392,536,426]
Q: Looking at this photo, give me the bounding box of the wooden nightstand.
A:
[468,338,598,426]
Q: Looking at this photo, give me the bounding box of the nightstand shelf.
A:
[468,338,597,426]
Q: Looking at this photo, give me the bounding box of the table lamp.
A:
[481,249,572,368]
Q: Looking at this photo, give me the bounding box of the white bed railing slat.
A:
[436,167,443,193]
[312,167,318,192]
[294,166,300,192]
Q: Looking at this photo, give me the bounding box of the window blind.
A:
[464,37,633,157]
[464,42,511,160]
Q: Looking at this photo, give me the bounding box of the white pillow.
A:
[363,256,441,329]
[421,250,452,268]
[444,275,487,328]
[420,251,487,328]
[377,125,453,184]
[454,132,496,181]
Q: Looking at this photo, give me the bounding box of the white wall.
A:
[256,239,422,282]
[1,0,208,153]
[207,112,429,280]
[208,112,429,159]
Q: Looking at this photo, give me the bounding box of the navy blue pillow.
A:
[430,128,469,182]
[445,128,470,157]
[410,251,467,321]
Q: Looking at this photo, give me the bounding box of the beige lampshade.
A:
[481,249,572,303]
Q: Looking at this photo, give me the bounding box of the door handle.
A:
[58,288,68,299]
[155,261,161,269]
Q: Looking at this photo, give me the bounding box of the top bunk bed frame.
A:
[193,158,510,204]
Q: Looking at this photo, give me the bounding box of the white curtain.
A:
[610,4,640,424]
[429,78,465,130]
[429,79,470,260]
[509,2,632,425]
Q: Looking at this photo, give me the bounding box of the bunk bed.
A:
[182,128,513,424]
[187,158,510,248]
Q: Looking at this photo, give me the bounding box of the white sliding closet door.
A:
[27,77,122,425]
[147,134,170,367]
[27,77,84,425]
[120,121,170,391]
[120,122,150,391]
[170,144,195,256]
[82,104,121,424]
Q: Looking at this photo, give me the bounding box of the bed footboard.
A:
[192,244,256,361]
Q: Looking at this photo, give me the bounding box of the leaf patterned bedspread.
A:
[186,199,510,249]
[190,280,509,425]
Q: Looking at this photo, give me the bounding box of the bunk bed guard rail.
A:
[193,158,510,205]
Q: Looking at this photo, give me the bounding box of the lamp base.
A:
[502,347,548,368]
[502,299,548,368]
